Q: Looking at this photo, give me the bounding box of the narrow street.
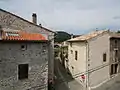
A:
[54,57,70,90]
[54,57,84,90]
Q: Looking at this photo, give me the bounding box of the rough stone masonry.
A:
[0,41,48,90]
[0,8,54,90]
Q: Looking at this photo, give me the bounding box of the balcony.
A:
[114,47,118,51]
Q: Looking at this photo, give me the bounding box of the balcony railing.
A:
[114,47,118,51]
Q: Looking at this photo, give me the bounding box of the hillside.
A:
[54,31,71,43]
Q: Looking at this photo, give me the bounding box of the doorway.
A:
[114,64,118,74]
[110,64,118,75]
[18,64,28,80]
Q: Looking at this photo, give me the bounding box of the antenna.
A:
[95,28,98,31]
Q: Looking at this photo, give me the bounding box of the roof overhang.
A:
[0,40,48,43]
[67,39,87,43]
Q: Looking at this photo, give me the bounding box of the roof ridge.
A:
[68,30,109,42]
[0,8,55,33]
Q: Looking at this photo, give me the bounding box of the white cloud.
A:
[0,0,120,34]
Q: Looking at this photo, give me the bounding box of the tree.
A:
[54,31,71,43]
[117,30,120,33]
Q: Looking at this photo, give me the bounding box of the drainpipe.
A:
[86,40,90,90]
[48,34,54,90]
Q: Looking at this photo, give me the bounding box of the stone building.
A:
[67,30,111,89]
[110,33,120,76]
[0,8,54,90]
[67,30,120,90]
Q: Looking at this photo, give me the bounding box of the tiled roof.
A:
[1,30,46,41]
[110,32,120,38]
[68,30,109,42]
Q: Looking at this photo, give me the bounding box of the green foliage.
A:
[117,30,120,33]
[54,31,71,43]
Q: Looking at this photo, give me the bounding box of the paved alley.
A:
[54,57,84,90]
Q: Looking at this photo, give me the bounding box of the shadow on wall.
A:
[59,46,68,68]
[57,58,74,80]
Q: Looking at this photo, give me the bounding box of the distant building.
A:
[60,35,81,68]
[109,33,120,76]
[67,30,114,89]
[0,9,54,90]
[71,34,82,39]
[61,41,69,47]
[60,41,69,68]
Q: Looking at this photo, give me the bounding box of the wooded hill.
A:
[54,31,71,43]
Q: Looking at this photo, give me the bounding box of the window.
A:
[75,51,78,60]
[21,45,27,50]
[6,32,19,36]
[103,53,107,62]
[88,64,90,66]
[115,50,118,57]
[115,40,117,46]
[71,66,74,69]
[115,50,118,62]
[70,42,72,47]
[71,50,73,54]
[18,64,28,80]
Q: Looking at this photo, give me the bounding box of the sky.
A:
[0,0,120,34]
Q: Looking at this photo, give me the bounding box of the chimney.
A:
[95,28,98,31]
[71,34,74,39]
[32,13,37,24]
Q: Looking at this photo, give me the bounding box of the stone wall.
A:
[0,8,55,89]
[89,33,110,87]
[110,38,120,63]
[0,41,48,90]
[0,9,53,36]
[110,38,120,74]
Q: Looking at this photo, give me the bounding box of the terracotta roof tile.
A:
[68,30,109,42]
[1,30,46,41]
